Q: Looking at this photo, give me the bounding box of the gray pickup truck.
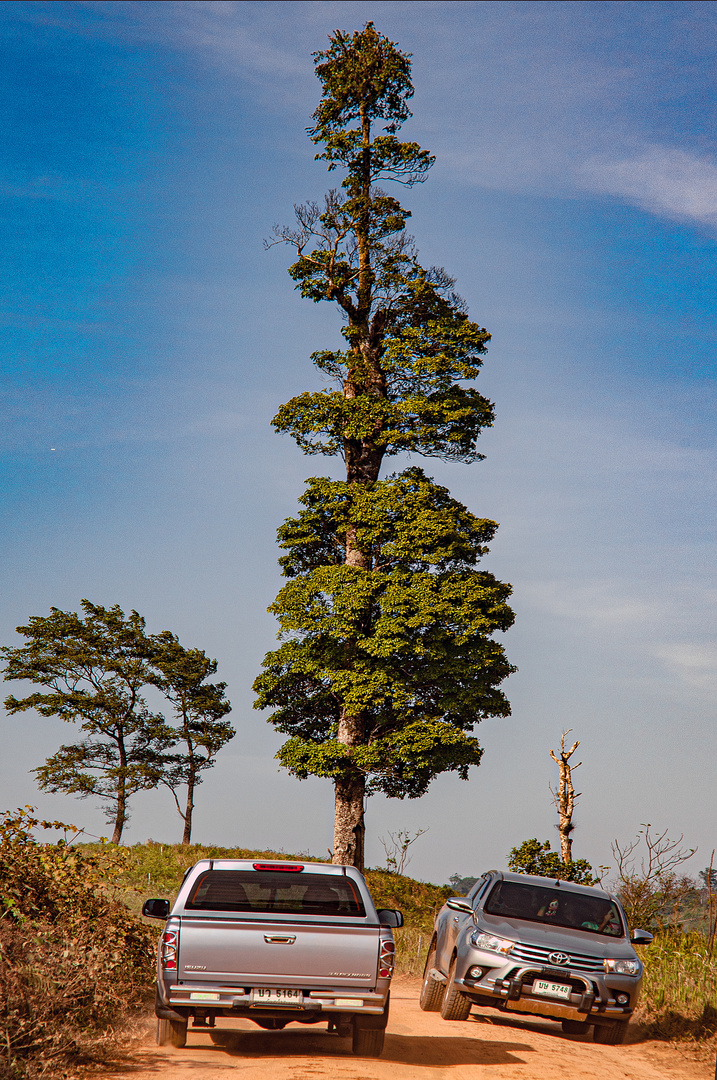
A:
[142,858,402,1057]
[421,870,652,1045]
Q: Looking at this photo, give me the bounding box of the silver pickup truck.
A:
[142,858,403,1057]
[421,870,652,1045]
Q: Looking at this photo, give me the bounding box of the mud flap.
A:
[155,985,189,1023]
[354,992,390,1029]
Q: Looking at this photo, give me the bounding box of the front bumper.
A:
[457,964,636,1023]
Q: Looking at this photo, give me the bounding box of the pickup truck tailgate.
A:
[178,917,379,988]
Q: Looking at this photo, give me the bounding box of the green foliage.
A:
[0,809,155,1079]
[150,632,234,843]
[2,602,172,843]
[272,282,493,463]
[255,470,514,799]
[508,838,599,885]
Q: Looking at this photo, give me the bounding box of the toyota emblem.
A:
[548,952,570,965]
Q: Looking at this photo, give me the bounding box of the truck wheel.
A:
[593,1020,629,1045]
[351,1024,385,1057]
[439,957,472,1021]
[562,1019,591,1035]
[157,1017,187,1048]
[419,941,445,1012]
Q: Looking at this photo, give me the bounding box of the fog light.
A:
[467,966,486,980]
[615,993,629,1005]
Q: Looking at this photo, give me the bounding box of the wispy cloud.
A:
[520,580,663,629]
[653,642,717,692]
[579,146,717,227]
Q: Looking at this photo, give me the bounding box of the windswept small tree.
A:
[254,24,515,870]
[150,631,234,845]
[1,602,171,844]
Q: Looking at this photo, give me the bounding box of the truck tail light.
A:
[252,862,304,872]
[161,930,178,970]
[379,939,395,979]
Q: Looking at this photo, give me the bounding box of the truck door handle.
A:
[264,935,296,944]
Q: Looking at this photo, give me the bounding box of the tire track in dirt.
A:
[109,978,713,1080]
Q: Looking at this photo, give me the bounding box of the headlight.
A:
[603,958,641,976]
[470,931,515,954]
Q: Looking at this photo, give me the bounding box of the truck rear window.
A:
[185,871,366,917]
[484,881,624,936]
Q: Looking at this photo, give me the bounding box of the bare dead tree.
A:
[378,828,428,876]
[611,824,696,929]
[549,730,582,864]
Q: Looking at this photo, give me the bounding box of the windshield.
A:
[186,871,366,917]
[484,881,623,936]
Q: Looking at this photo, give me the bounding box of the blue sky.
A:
[1,1,715,885]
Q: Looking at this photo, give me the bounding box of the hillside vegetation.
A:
[3,828,717,1080]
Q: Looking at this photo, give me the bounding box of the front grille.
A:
[510,941,604,974]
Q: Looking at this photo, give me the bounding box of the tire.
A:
[562,1019,591,1035]
[419,941,445,1012]
[593,1020,629,1045]
[351,1024,385,1057]
[157,1017,187,1048]
[439,956,472,1021]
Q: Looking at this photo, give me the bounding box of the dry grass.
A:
[636,932,717,1048]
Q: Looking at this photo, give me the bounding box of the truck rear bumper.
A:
[158,982,388,1019]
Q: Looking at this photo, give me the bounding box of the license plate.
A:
[532,979,572,1001]
[251,988,304,1007]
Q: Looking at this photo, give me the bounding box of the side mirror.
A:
[142,898,170,920]
[377,909,403,928]
[630,928,653,945]
[446,897,473,914]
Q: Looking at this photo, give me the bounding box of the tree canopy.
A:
[508,839,599,886]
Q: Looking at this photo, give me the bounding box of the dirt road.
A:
[111,978,712,1080]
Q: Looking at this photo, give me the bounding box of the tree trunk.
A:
[182,760,195,845]
[333,770,366,871]
[550,731,580,864]
[333,706,366,870]
[113,730,128,844]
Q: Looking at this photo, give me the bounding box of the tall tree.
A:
[150,631,234,844]
[1,602,170,843]
[255,24,515,870]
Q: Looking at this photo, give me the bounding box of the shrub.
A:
[508,838,598,884]
[0,809,155,1080]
